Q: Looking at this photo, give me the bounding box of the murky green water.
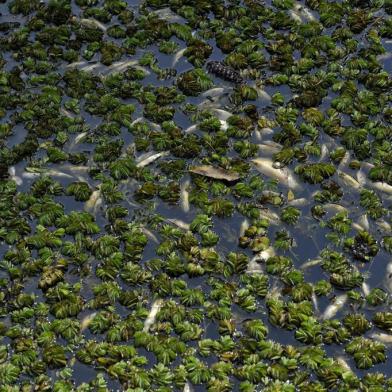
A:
[0,0,391,390]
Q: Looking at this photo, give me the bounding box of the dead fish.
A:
[258,247,275,261]
[152,7,184,22]
[240,218,250,237]
[288,10,302,22]
[78,18,107,31]
[183,382,193,392]
[323,203,347,214]
[167,219,190,231]
[130,117,144,126]
[259,209,280,226]
[336,356,354,373]
[259,127,275,135]
[184,124,197,134]
[32,169,74,179]
[172,48,187,67]
[254,130,262,141]
[258,142,281,156]
[338,151,351,170]
[362,282,370,297]
[301,258,322,270]
[356,169,368,186]
[201,87,225,98]
[108,59,138,71]
[288,198,308,207]
[311,292,319,313]
[143,299,163,332]
[211,108,233,121]
[80,312,97,331]
[368,181,392,195]
[84,189,102,213]
[83,62,101,72]
[293,3,317,22]
[105,61,150,76]
[180,179,190,213]
[74,132,88,144]
[322,294,347,320]
[337,170,361,190]
[251,82,271,102]
[252,158,301,190]
[66,60,90,69]
[136,151,170,168]
[8,166,22,186]
[320,144,329,161]
[141,227,159,244]
[370,332,392,344]
[376,219,391,233]
[220,120,228,131]
[246,259,263,274]
[355,214,370,232]
[60,107,74,118]
[189,165,240,182]
[383,262,392,293]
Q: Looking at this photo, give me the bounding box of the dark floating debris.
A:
[206,61,244,84]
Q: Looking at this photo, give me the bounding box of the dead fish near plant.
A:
[136,151,170,168]
[189,165,240,182]
[206,61,244,84]
[143,299,163,332]
[252,158,301,190]
[322,294,348,320]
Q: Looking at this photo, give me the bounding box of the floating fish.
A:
[136,151,170,168]
[80,312,97,331]
[141,227,159,244]
[246,259,263,274]
[78,18,107,32]
[172,48,187,67]
[74,132,88,144]
[288,198,308,207]
[143,299,163,332]
[8,166,22,186]
[183,382,193,392]
[337,170,361,190]
[201,87,226,98]
[311,292,319,313]
[322,294,347,320]
[166,219,190,231]
[301,258,322,270]
[252,158,301,190]
[362,282,370,297]
[84,189,102,214]
[184,124,197,134]
[336,356,354,373]
[151,7,184,22]
[240,218,250,237]
[180,179,190,213]
[338,151,351,170]
[211,108,233,121]
[370,332,392,344]
[258,209,280,226]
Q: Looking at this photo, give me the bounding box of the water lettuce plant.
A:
[0,0,391,390]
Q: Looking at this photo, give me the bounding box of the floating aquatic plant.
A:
[0,0,391,389]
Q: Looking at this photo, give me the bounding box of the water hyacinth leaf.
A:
[189,165,241,182]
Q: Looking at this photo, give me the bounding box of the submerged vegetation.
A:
[0,0,391,390]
